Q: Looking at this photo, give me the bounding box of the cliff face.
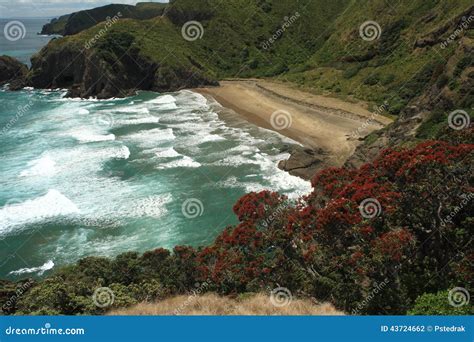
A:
[29,30,217,99]
[30,48,153,99]
[0,56,28,90]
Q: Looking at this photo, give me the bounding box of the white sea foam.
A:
[125,128,176,148]
[19,155,57,177]
[154,147,181,158]
[147,94,176,104]
[9,260,54,276]
[117,145,130,159]
[180,90,209,107]
[77,108,90,115]
[126,194,172,218]
[157,156,201,169]
[155,102,178,111]
[113,107,150,115]
[68,130,116,143]
[0,190,79,233]
[214,155,261,167]
[116,117,159,126]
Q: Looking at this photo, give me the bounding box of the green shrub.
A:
[453,56,474,77]
[408,290,473,315]
[387,96,407,115]
[364,74,380,85]
[435,74,449,89]
[416,110,445,139]
[342,62,368,79]
[380,74,395,86]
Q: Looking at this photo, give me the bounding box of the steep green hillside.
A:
[40,2,167,35]
[284,0,473,115]
[32,0,473,109]
[29,0,352,98]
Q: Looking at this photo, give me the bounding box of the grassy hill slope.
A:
[40,2,167,36]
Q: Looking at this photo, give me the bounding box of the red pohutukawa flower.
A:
[188,140,473,311]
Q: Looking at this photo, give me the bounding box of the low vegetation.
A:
[108,293,343,316]
[2,128,471,316]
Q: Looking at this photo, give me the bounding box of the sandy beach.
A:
[196,79,392,166]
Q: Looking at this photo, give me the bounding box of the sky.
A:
[0,0,168,18]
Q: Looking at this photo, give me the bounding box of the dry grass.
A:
[108,293,344,316]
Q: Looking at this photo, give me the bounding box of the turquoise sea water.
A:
[0,87,311,279]
[0,18,310,279]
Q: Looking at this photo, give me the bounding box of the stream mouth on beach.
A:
[0,88,311,279]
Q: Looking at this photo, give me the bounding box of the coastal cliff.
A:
[0,56,28,89]
[29,29,217,99]
[1,0,472,317]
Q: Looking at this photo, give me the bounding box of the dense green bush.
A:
[364,74,380,85]
[409,290,473,315]
[453,56,474,77]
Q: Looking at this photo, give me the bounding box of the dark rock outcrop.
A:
[30,46,157,99]
[278,146,328,181]
[28,32,218,99]
[0,55,28,89]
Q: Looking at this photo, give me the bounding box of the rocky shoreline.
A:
[0,53,384,182]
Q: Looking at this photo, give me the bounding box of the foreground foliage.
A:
[1,136,472,315]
